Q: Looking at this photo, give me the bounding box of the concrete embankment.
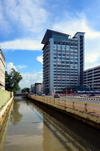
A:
[0,90,14,130]
[28,94,100,129]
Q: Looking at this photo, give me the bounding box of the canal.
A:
[0,97,100,151]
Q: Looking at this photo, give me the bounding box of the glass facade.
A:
[42,30,84,94]
[52,39,78,92]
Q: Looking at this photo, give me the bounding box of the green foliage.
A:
[21,87,30,93]
[10,101,23,125]
[5,68,22,94]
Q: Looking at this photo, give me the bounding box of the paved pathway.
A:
[60,96,100,104]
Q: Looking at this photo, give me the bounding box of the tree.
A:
[21,87,30,93]
[10,101,23,125]
[5,68,22,94]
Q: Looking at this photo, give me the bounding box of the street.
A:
[47,95,100,104]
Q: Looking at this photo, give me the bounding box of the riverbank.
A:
[0,96,14,130]
[28,94,100,129]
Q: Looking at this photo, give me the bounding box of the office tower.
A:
[41,29,85,94]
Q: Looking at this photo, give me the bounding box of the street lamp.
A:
[86,84,91,96]
[86,84,90,91]
[66,86,67,96]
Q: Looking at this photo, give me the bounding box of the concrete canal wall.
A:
[28,94,100,129]
[0,90,14,130]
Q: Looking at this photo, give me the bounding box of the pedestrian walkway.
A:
[61,95,100,105]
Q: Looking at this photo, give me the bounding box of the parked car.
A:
[54,94,60,98]
[80,94,87,97]
[89,94,95,97]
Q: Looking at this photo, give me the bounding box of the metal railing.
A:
[29,95,100,116]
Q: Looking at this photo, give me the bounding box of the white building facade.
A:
[31,83,43,94]
[84,66,100,91]
[0,48,5,89]
[36,83,43,95]
[30,84,35,93]
[41,29,85,95]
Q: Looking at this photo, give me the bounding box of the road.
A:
[47,95,100,104]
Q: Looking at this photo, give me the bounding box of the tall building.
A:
[0,48,5,89]
[84,66,100,91]
[41,29,85,94]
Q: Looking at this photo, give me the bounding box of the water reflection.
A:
[1,97,100,151]
[3,98,44,151]
[0,103,13,151]
[29,99,100,151]
[10,101,23,125]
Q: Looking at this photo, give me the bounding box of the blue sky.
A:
[1,0,100,88]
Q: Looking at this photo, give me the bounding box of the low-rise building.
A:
[30,83,43,94]
[0,48,5,89]
[84,65,100,91]
[30,84,35,93]
[36,83,43,95]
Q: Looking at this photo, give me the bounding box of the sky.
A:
[1,0,100,89]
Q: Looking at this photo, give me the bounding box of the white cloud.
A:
[52,14,100,70]
[0,0,49,34]
[19,71,43,88]
[6,62,17,73]
[16,65,27,69]
[6,62,28,71]
[36,55,43,64]
[6,62,43,89]
[53,15,100,39]
[1,39,42,50]
[2,2,100,71]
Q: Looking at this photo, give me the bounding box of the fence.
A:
[0,89,10,109]
[28,94,100,128]
[29,95,100,116]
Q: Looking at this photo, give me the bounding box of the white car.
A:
[80,94,87,97]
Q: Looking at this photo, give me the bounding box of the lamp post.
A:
[86,84,91,96]
[88,85,90,91]
[66,86,67,96]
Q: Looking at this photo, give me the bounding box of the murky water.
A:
[1,97,100,151]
